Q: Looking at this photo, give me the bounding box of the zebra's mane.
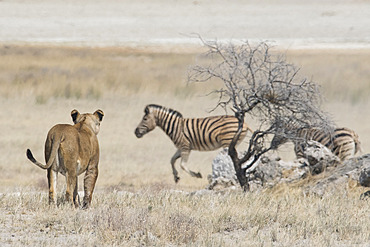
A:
[147,104,183,118]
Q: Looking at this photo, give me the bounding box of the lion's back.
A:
[47,124,77,139]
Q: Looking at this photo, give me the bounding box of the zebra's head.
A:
[135,105,157,138]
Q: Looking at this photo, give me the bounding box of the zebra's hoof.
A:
[174,176,180,183]
[196,172,202,178]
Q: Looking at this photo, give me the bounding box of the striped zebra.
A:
[134,104,253,183]
[271,127,361,161]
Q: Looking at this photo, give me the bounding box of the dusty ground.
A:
[1,0,370,49]
[0,1,369,246]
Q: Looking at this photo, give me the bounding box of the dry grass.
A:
[1,187,369,246]
[0,45,369,246]
[0,45,218,102]
[285,49,370,104]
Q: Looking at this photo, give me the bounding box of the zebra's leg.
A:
[171,150,181,183]
[180,151,202,179]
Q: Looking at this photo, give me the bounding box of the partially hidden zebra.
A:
[271,126,361,161]
[134,104,253,183]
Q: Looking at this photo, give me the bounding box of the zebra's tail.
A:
[353,132,362,154]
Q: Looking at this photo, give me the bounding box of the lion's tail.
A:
[26,139,61,170]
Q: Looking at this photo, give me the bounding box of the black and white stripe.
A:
[135,104,252,182]
[272,126,361,161]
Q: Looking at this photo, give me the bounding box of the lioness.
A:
[26,109,104,209]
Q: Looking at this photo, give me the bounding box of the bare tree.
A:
[189,39,332,191]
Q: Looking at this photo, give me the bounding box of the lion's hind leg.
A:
[47,168,57,206]
[82,164,98,209]
[64,170,79,208]
[65,174,79,208]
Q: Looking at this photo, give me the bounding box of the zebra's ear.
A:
[145,106,150,114]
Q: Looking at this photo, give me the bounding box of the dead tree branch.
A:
[189,39,332,190]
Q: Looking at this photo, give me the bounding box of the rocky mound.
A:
[208,146,370,198]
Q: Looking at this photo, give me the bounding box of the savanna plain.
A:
[0,45,369,246]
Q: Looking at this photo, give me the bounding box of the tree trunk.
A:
[228,112,250,191]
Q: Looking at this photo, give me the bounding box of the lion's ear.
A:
[71,109,80,124]
[94,109,104,122]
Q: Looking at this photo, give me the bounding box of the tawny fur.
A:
[26,109,104,209]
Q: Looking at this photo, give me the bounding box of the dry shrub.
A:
[189,40,332,189]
